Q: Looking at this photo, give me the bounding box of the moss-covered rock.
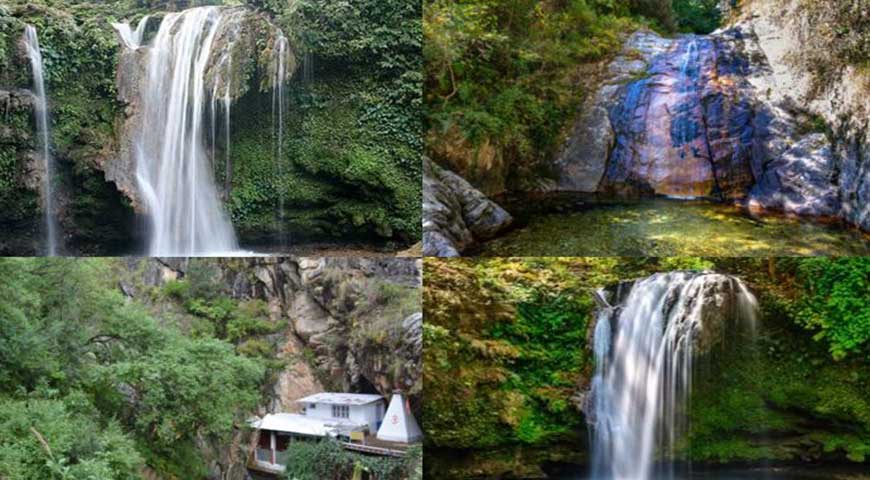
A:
[0,0,421,253]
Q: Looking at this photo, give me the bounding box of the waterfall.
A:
[588,272,758,480]
[211,45,234,196]
[23,25,59,256]
[223,80,232,194]
[273,32,288,245]
[133,7,239,255]
[111,15,150,50]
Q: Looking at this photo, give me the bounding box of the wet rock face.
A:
[596,32,756,198]
[748,133,841,217]
[423,157,513,256]
[593,272,752,356]
[111,8,294,211]
[556,23,869,231]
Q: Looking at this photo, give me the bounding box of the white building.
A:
[249,393,386,473]
[297,392,386,434]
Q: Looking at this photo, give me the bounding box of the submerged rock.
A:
[423,157,513,256]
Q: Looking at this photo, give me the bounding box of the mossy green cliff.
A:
[423,257,870,479]
[0,0,421,254]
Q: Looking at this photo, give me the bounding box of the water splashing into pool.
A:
[133,7,240,255]
[23,25,59,256]
[588,272,759,480]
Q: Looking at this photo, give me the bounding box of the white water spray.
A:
[588,272,758,480]
[133,7,239,255]
[273,32,288,244]
[23,25,59,256]
[112,15,150,50]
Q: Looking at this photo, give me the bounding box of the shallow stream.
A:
[473,197,870,256]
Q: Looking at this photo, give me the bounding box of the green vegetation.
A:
[424,0,726,193]
[283,440,422,480]
[688,257,870,464]
[0,1,135,254]
[791,257,870,360]
[424,257,870,476]
[672,0,721,33]
[0,0,420,253]
[0,258,264,478]
[224,0,422,243]
[424,0,637,192]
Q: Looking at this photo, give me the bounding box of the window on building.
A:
[332,404,349,419]
[309,403,317,409]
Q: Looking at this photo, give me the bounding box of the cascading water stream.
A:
[273,32,288,246]
[133,7,239,255]
[112,15,150,50]
[22,25,59,256]
[588,272,758,480]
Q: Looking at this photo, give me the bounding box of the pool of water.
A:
[473,197,870,256]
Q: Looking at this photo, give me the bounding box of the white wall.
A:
[303,401,385,432]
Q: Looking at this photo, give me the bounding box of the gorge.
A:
[423,0,869,256]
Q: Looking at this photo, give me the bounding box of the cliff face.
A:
[0,1,422,254]
[736,0,869,229]
[119,257,422,479]
[553,0,869,229]
[124,257,423,404]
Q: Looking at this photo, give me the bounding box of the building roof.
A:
[295,392,384,406]
[253,413,366,436]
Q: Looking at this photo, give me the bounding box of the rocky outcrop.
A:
[736,0,869,230]
[119,257,422,479]
[554,32,668,193]
[748,133,841,218]
[554,6,869,229]
[123,257,423,401]
[557,30,758,199]
[423,157,513,256]
[111,8,294,211]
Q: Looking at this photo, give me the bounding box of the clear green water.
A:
[473,199,870,257]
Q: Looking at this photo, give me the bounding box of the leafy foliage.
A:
[0,259,265,477]
[791,257,870,360]
[672,0,721,33]
[425,0,639,190]
[0,395,142,480]
[283,439,416,480]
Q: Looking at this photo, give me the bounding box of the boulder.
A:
[748,133,841,217]
[423,157,513,256]
[555,31,671,192]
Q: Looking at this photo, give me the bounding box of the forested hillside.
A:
[0,257,423,479]
[423,257,870,478]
